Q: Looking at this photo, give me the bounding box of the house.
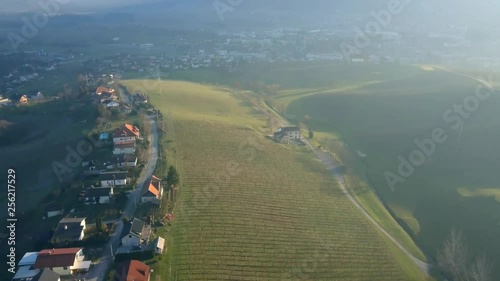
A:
[31,91,44,101]
[113,260,150,281]
[106,101,120,108]
[107,155,138,169]
[0,97,12,106]
[33,248,89,276]
[19,95,28,103]
[113,123,140,143]
[151,236,165,254]
[141,175,162,205]
[273,127,301,143]
[12,267,60,281]
[99,171,128,187]
[119,104,132,114]
[121,218,151,246]
[84,186,113,204]
[95,86,114,95]
[113,142,136,155]
[132,93,148,104]
[45,203,64,218]
[98,92,117,103]
[51,217,86,244]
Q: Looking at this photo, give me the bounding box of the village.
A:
[9,85,178,281]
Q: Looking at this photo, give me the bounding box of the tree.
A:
[309,128,314,139]
[468,255,492,281]
[95,217,103,232]
[166,165,180,187]
[437,229,468,281]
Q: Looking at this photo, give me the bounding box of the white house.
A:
[121,218,151,247]
[113,142,136,155]
[46,203,64,218]
[99,172,128,187]
[141,175,162,204]
[51,217,86,244]
[107,155,138,169]
[113,123,140,144]
[34,248,89,276]
[273,127,301,143]
[84,187,113,204]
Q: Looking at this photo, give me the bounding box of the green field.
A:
[210,63,500,279]
[123,80,430,281]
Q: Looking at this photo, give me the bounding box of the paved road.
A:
[78,115,159,281]
[301,137,432,274]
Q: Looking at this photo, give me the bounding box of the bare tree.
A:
[437,229,468,281]
[467,255,492,281]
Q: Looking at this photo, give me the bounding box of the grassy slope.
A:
[265,65,500,279]
[123,79,429,281]
[125,63,430,261]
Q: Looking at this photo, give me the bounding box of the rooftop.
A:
[99,171,128,181]
[34,248,82,269]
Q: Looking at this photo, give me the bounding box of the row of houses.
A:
[11,248,155,281]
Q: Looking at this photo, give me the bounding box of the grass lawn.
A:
[121,79,431,281]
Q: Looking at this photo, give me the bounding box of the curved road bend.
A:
[81,115,159,281]
[301,138,432,274]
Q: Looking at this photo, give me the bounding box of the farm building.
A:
[274,127,301,143]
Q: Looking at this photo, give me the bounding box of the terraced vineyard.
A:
[122,80,427,281]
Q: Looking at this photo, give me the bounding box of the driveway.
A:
[78,114,159,281]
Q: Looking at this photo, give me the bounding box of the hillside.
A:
[122,79,430,281]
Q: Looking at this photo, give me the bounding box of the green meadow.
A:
[122,79,431,281]
[208,62,500,279]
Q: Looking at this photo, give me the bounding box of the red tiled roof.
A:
[124,123,140,137]
[114,260,150,281]
[113,124,140,139]
[34,248,82,268]
[96,86,113,95]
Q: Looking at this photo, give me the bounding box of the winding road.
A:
[77,115,159,281]
[301,137,432,274]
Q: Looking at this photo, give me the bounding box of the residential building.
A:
[95,86,114,95]
[12,267,60,281]
[121,218,151,246]
[141,175,162,205]
[113,260,150,281]
[19,95,28,103]
[113,123,140,143]
[99,171,128,187]
[84,187,113,204]
[45,203,64,218]
[51,217,86,244]
[106,155,138,169]
[33,248,89,276]
[113,142,136,155]
[273,127,301,143]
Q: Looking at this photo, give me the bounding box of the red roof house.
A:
[113,260,150,281]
